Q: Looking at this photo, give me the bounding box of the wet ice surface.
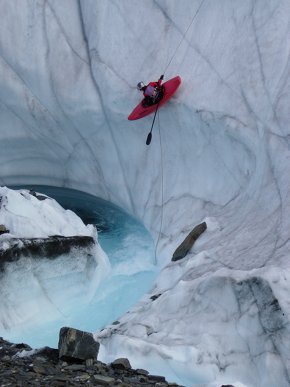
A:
[2,186,157,349]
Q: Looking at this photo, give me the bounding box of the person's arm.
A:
[158,74,164,86]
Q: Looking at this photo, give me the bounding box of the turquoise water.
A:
[4,186,157,348]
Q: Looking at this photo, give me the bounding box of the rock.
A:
[13,342,33,351]
[150,293,162,301]
[63,364,86,371]
[93,374,115,385]
[32,364,48,375]
[172,221,207,261]
[85,358,94,367]
[138,375,149,383]
[35,346,59,363]
[149,374,167,382]
[0,337,185,386]
[58,327,100,361]
[29,189,48,201]
[74,373,91,381]
[111,358,131,370]
[0,224,9,235]
[94,361,108,375]
[122,375,141,384]
[136,368,149,375]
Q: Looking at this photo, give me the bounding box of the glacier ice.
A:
[0,187,110,343]
[0,186,156,352]
[0,0,290,386]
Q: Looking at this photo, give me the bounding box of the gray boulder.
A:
[172,221,207,261]
[58,327,99,361]
[111,357,131,370]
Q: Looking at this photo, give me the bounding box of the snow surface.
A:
[0,0,290,386]
[0,186,95,239]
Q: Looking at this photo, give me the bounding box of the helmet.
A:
[137,82,145,91]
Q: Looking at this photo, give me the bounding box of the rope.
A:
[154,109,164,265]
[163,0,206,75]
[152,1,206,263]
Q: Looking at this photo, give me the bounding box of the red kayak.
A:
[128,76,181,120]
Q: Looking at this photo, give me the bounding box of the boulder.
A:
[0,225,9,235]
[58,327,99,361]
[93,375,115,385]
[111,357,131,370]
[172,221,207,261]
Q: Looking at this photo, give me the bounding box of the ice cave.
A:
[0,1,290,386]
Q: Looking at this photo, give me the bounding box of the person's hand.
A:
[160,74,164,80]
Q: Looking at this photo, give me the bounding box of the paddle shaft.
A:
[146,102,160,145]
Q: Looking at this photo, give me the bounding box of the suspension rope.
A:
[163,0,206,75]
[154,109,164,264]
[153,1,206,263]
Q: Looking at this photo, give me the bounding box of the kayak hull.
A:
[128,76,181,120]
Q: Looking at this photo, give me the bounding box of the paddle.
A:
[145,75,164,145]
[146,100,161,145]
[146,102,160,145]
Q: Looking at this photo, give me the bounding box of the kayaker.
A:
[137,74,164,106]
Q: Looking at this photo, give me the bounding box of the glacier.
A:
[0,0,290,386]
[0,186,157,351]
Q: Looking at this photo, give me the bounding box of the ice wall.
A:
[0,1,290,385]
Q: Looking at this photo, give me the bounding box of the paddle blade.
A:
[146,132,152,145]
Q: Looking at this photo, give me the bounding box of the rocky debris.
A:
[58,327,100,361]
[0,235,95,270]
[0,337,185,386]
[172,222,207,262]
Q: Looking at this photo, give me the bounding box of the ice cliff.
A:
[0,1,290,386]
